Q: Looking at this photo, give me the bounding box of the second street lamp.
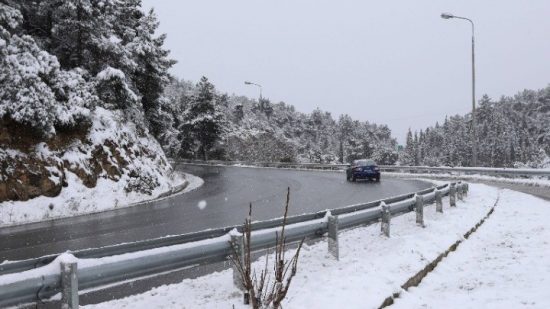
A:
[441,12,478,167]
[244,81,262,100]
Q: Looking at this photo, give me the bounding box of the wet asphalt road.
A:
[0,165,431,262]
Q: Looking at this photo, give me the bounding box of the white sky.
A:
[142,0,550,144]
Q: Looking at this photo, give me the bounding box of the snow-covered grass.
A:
[81,183,549,309]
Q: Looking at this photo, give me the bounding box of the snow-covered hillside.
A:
[0,1,184,225]
[0,107,187,226]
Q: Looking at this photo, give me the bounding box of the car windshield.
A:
[354,159,376,166]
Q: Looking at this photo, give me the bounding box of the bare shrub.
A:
[229,187,304,309]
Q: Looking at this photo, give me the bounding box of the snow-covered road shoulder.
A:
[82,183,544,309]
[0,172,203,227]
[391,188,550,309]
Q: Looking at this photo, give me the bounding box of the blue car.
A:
[346,159,381,182]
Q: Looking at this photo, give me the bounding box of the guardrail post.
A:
[435,190,443,213]
[327,214,339,260]
[450,184,457,207]
[61,261,78,309]
[380,202,390,237]
[415,194,424,227]
[230,234,245,290]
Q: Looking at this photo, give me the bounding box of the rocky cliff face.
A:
[0,108,173,203]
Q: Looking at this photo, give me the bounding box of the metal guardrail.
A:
[0,185,436,277]
[379,165,550,177]
[174,159,550,178]
[0,183,460,307]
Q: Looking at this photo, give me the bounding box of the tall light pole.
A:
[441,12,477,167]
[244,81,262,100]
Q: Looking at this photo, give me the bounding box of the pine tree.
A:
[181,77,224,160]
[337,114,354,162]
[401,128,414,165]
[124,7,176,137]
[0,3,91,136]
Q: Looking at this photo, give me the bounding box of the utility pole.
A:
[441,12,477,166]
[244,81,262,100]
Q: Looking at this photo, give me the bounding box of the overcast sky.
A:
[142,0,550,144]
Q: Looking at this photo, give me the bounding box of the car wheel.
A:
[352,175,356,182]
[375,176,380,182]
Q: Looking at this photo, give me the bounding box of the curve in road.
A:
[0,165,432,262]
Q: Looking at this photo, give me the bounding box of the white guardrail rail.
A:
[174,159,550,178]
[0,182,467,307]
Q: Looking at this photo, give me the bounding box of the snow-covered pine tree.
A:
[0,2,91,136]
[180,77,225,160]
[122,6,176,137]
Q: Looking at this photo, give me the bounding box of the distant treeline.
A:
[159,78,399,164]
[401,86,550,168]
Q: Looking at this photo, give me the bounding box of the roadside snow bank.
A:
[0,171,189,227]
[84,184,506,309]
[391,189,550,309]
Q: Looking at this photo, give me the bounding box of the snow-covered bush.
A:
[0,11,56,134]
[95,66,139,110]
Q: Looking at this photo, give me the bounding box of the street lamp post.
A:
[441,12,477,167]
[244,81,263,100]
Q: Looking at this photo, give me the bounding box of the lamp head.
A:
[441,12,454,19]
[244,81,252,85]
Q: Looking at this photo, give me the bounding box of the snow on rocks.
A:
[82,183,549,309]
[0,170,190,228]
[0,107,199,227]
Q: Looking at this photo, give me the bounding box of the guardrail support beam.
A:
[435,190,443,213]
[381,202,391,237]
[450,184,457,207]
[327,215,339,260]
[230,234,245,291]
[61,261,79,309]
[415,194,424,227]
